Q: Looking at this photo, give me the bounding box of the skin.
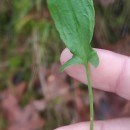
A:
[55,48,130,130]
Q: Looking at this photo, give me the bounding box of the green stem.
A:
[85,63,94,130]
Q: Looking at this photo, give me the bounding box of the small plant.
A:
[47,0,99,130]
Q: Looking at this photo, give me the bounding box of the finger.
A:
[55,118,130,130]
[60,48,130,100]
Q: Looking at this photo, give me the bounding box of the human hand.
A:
[56,48,130,130]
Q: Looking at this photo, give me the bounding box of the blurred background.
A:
[0,0,130,130]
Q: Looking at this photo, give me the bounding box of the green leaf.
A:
[60,56,83,72]
[47,0,99,68]
[89,50,99,67]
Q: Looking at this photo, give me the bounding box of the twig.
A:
[32,30,47,98]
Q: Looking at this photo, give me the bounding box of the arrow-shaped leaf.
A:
[47,1,99,130]
[47,0,99,69]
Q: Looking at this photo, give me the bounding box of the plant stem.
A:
[85,63,94,130]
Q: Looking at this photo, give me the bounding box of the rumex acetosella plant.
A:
[47,0,99,130]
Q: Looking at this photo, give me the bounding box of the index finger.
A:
[60,48,130,100]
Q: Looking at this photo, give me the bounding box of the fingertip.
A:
[60,48,130,100]
[54,126,70,130]
[60,48,73,65]
[54,123,88,130]
[54,118,130,130]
